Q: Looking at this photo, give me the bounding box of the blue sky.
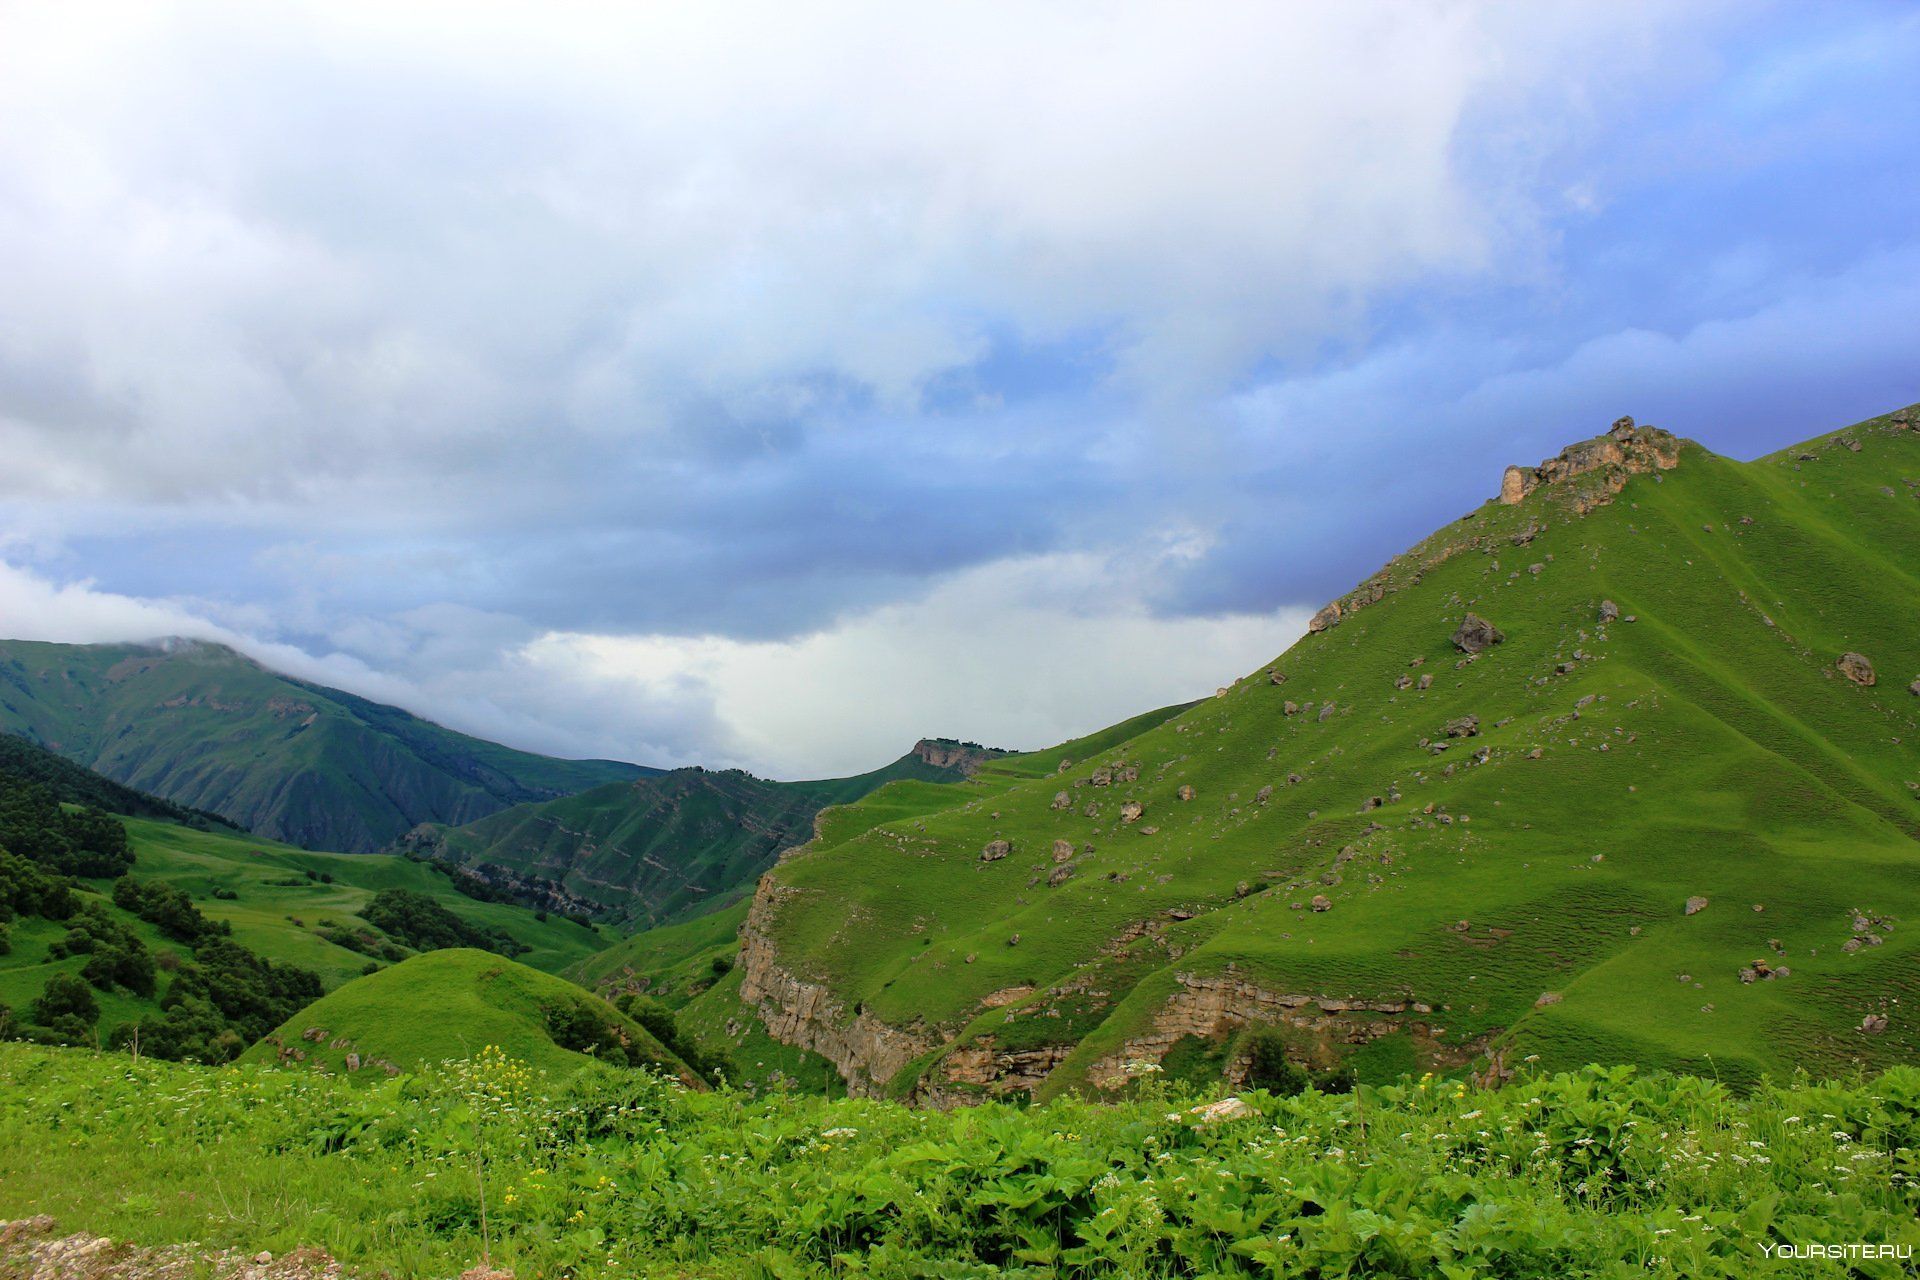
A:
[0,2,1916,777]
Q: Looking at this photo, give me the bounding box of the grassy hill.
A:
[683,405,1920,1100]
[404,740,1003,929]
[0,638,650,851]
[237,948,697,1082]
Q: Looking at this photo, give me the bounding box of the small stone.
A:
[980,840,1012,862]
[964,952,976,964]
[1283,700,1301,716]
[1310,894,1332,912]
[1269,669,1288,685]
[1535,992,1562,1007]
[1317,702,1336,722]
[255,1254,274,1266]
[1598,599,1620,623]
[1235,880,1252,898]
[1007,934,1021,947]
[1177,784,1196,802]
[1417,673,1433,690]
[1861,1013,1889,1035]
[1255,784,1272,804]
[1684,895,1709,916]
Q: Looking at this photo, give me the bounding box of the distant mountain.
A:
[0,639,651,851]
[401,739,1011,930]
[672,404,1920,1100]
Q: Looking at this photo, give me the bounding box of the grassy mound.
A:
[239,948,695,1081]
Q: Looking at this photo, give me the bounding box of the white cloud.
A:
[0,1,1725,512]
[522,550,1308,777]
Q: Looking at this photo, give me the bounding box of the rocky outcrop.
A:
[1496,417,1683,510]
[736,877,936,1095]
[912,739,1005,774]
[1307,601,1344,634]
[923,1040,1076,1107]
[1086,973,1469,1090]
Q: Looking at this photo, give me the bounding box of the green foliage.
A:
[0,774,134,878]
[3,1045,1917,1278]
[362,888,526,958]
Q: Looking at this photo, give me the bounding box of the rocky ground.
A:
[0,1219,350,1280]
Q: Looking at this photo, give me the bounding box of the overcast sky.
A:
[2,2,1916,778]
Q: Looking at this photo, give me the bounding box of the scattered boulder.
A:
[1283,700,1301,716]
[1417,673,1433,690]
[1051,839,1074,863]
[1310,894,1332,912]
[1452,613,1505,654]
[1234,880,1253,898]
[1861,1013,1890,1035]
[1047,865,1074,888]
[1007,934,1021,947]
[1598,600,1620,624]
[1395,674,1414,691]
[1269,669,1289,686]
[1837,652,1877,686]
[1051,791,1071,810]
[1255,784,1273,804]
[1534,992,1563,1007]
[1444,714,1480,739]
[1120,801,1145,824]
[981,840,1013,862]
[1910,677,1920,697]
[1317,702,1336,722]
[1091,766,1113,787]
[1177,784,1196,802]
[1684,895,1709,916]
[1308,601,1344,633]
[1117,766,1139,783]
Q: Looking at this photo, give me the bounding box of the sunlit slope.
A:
[0,639,648,851]
[732,408,1920,1097]
[408,745,1000,930]
[239,949,696,1082]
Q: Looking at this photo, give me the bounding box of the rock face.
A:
[738,878,936,1095]
[1451,614,1505,654]
[1496,417,1683,510]
[1837,652,1877,686]
[911,739,1004,774]
[1083,972,1476,1091]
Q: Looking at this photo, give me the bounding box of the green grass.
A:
[234,949,692,1081]
[680,408,1920,1100]
[2,1042,1915,1278]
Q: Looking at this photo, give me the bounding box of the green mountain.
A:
[0,638,650,851]
[402,739,1007,930]
[670,405,1920,1101]
[239,948,699,1083]
[0,732,235,830]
